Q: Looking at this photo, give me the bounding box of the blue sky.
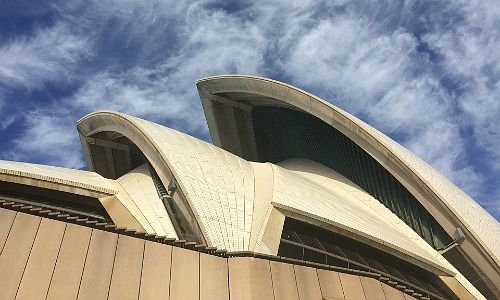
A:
[0,0,499,220]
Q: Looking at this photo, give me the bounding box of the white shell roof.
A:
[79,112,255,251]
[76,111,467,276]
[197,75,500,266]
[272,159,455,275]
[0,159,117,195]
[0,131,485,297]
[275,158,485,299]
[115,163,178,238]
[132,118,256,251]
[0,160,176,237]
[355,114,500,264]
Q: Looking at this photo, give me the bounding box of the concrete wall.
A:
[0,207,422,300]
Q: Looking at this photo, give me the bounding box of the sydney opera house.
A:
[0,75,498,300]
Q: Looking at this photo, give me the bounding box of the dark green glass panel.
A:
[252,106,452,249]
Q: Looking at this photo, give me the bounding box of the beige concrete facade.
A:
[0,207,444,300]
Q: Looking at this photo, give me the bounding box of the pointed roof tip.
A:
[196,74,279,84]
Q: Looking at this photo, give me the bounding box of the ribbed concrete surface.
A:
[0,208,420,300]
[196,76,495,299]
[116,163,177,238]
[78,111,255,252]
[273,159,453,276]
[197,75,499,266]
[0,160,117,195]
[76,111,458,275]
[132,117,255,251]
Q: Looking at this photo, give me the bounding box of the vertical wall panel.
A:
[339,273,367,300]
[294,265,323,300]
[46,223,92,300]
[200,253,229,300]
[77,229,118,300]
[381,284,405,300]
[248,258,274,300]
[0,212,41,300]
[16,218,66,300]
[139,241,172,300]
[228,257,274,300]
[0,208,16,254]
[269,261,299,300]
[228,257,252,300]
[108,235,145,300]
[317,269,345,299]
[403,294,418,300]
[360,277,386,300]
[170,246,199,300]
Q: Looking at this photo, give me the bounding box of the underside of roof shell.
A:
[0,160,118,196]
[0,160,147,231]
[270,159,457,275]
[196,75,499,298]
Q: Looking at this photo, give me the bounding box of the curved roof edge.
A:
[78,111,460,278]
[77,111,207,244]
[196,75,500,297]
[0,160,118,196]
[0,160,148,231]
[78,110,258,250]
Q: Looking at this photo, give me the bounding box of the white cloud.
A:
[278,18,418,109]
[273,10,476,194]
[0,89,3,111]
[7,112,84,169]
[482,188,500,219]
[67,69,207,133]
[0,22,91,89]
[422,0,500,171]
[0,89,16,130]
[3,0,267,167]
[66,2,266,133]
[0,115,16,131]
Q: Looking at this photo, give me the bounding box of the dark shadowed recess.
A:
[0,181,111,221]
[86,132,202,243]
[252,106,452,249]
[279,218,457,300]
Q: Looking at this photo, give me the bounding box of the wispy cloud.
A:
[270,7,468,188]
[5,111,84,169]
[1,0,267,168]
[423,0,500,170]
[0,22,90,89]
[14,0,267,136]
